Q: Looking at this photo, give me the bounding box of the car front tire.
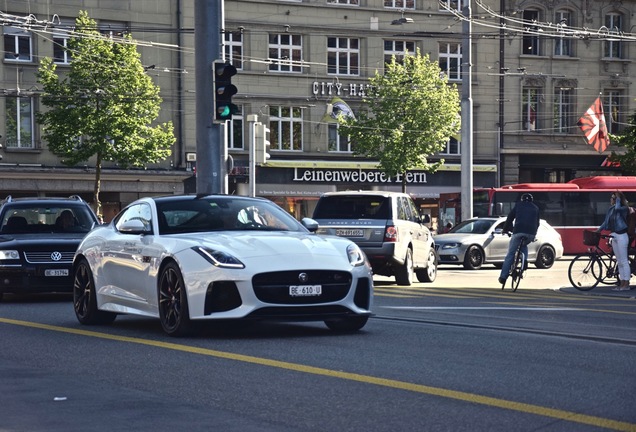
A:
[463,246,484,270]
[158,261,193,337]
[535,245,556,269]
[73,258,117,325]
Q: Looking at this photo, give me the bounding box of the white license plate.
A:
[289,285,322,297]
[336,229,364,237]
[45,269,69,277]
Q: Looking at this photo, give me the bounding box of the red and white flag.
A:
[577,97,609,153]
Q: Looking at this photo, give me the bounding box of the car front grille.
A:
[252,270,352,304]
[24,251,75,264]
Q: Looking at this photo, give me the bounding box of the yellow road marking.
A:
[0,317,634,431]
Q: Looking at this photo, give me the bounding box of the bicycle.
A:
[568,230,624,291]
[502,233,532,292]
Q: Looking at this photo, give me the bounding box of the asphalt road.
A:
[0,257,635,432]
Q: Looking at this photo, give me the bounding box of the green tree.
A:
[37,10,174,218]
[608,111,636,174]
[337,50,461,192]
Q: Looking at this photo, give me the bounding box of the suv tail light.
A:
[384,225,398,242]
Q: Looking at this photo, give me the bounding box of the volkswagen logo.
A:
[50,251,62,261]
[298,272,309,283]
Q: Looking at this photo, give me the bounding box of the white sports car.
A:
[72,195,373,336]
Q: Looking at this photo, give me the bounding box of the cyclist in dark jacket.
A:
[498,193,540,286]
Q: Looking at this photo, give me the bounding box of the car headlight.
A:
[346,244,366,267]
[192,247,245,269]
[0,250,20,260]
[441,243,461,250]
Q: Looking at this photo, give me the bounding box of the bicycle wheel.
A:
[568,254,601,291]
[509,250,524,292]
[598,255,618,285]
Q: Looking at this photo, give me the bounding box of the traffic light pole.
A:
[247,114,258,197]
[194,0,224,194]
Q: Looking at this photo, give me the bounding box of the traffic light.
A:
[213,61,238,122]
[254,122,271,164]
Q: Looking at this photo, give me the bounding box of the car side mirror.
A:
[420,214,431,224]
[118,219,150,235]
[301,217,319,232]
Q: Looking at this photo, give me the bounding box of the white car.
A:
[434,217,564,270]
[72,195,373,336]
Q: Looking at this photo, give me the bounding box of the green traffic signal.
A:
[213,61,238,122]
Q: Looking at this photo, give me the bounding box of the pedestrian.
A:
[597,190,631,291]
[498,193,540,286]
[443,222,453,233]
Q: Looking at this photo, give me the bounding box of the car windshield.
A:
[156,197,304,234]
[450,219,496,234]
[313,196,390,219]
[0,204,95,234]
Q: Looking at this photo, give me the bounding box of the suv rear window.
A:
[313,196,390,220]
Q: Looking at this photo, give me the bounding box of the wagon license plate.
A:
[289,285,322,297]
[335,229,364,237]
[45,269,69,277]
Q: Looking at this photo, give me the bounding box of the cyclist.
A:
[498,193,540,286]
[597,191,630,291]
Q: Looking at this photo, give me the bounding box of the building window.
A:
[327,37,359,76]
[328,0,359,4]
[554,10,572,56]
[440,137,460,155]
[439,42,461,81]
[553,87,574,133]
[384,40,415,67]
[522,87,539,132]
[604,13,623,59]
[98,21,128,38]
[225,31,243,70]
[228,107,244,150]
[384,0,415,9]
[3,26,32,61]
[5,97,34,149]
[269,106,303,151]
[269,34,302,73]
[604,91,622,134]
[439,0,461,12]
[328,124,351,152]
[522,10,540,55]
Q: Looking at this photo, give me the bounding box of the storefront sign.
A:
[311,81,371,97]
[292,168,426,184]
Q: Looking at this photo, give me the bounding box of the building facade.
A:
[0,0,633,224]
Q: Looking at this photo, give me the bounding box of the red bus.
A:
[439,176,636,255]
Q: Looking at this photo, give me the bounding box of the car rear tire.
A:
[395,248,414,286]
[324,316,368,332]
[158,261,193,337]
[463,246,484,270]
[416,248,438,283]
[73,258,117,325]
[535,245,556,269]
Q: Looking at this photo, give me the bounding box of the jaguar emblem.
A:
[298,272,308,283]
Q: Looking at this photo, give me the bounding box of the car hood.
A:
[0,233,86,244]
[434,233,486,244]
[177,231,352,261]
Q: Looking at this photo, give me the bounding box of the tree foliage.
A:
[608,111,636,174]
[337,50,461,192]
[37,10,174,217]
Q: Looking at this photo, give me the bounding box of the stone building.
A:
[0,0,633,222]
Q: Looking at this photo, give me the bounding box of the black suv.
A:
[312,191,437,286]
[0,196,100,300]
